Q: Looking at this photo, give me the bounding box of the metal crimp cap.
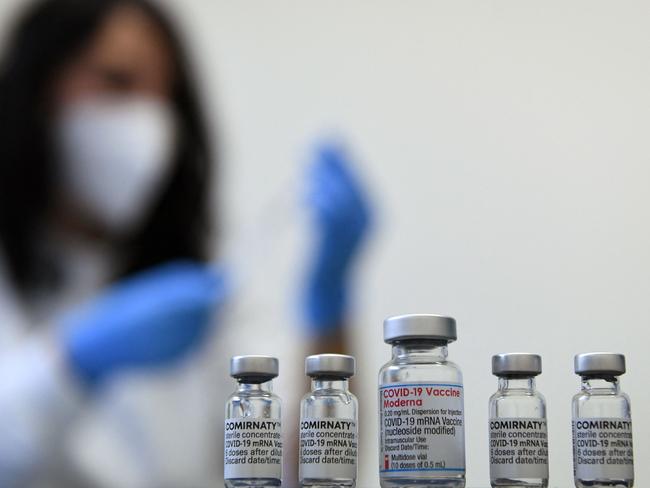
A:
[383,314,457,344]
[492,353,542,377]
[574,352,626,376]
[305,354,355,378]
[230,355,279,382]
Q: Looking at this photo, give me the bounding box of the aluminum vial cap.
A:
[383,314,457,344]
[305,354,355,378]
[230,355,279,383]
[492,353,542,377]
[574,352,626,377]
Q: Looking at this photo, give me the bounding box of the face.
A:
[53,4,175,106]
[50,4,178,239]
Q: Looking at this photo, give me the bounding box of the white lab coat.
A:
[0,242,232,488]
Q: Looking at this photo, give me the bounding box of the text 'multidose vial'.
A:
[378,314,466,488]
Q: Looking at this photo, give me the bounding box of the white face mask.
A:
[56,97,177,236]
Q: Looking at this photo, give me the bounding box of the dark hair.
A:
[0,0,215,294]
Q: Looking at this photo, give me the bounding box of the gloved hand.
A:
[63,261,227,388]
[303,142,372,334]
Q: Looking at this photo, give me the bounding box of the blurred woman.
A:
[0,0,371,486]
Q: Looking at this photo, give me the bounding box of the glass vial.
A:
[378,314,466,488]
[299,354,358,487]
[224,355,283,487]
[488,353,549,488]
[572,353,634,488]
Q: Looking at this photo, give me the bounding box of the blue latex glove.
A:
[303,142,372,334]
[63,261,226,388]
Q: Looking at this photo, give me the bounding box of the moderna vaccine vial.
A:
[378,314,465,488]
[224,356,283,487]
[489,353,549,487]
[572,353,634,488]
[299,354,358,487]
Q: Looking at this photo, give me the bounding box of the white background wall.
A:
[2,1,649,487]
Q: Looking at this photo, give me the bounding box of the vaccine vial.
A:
[572,353,634,488]
[378,314,465,488]
[299,354,358,487]
[224,356,283,487]
[488,353,549,488]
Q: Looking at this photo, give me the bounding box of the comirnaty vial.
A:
[224,356,283,487]
[572,353,634,488]
[378,314,465,488]
[299,354,358,488]
[489,353,549,488]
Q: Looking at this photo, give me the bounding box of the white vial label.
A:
[573,418,634,480]
[379,382,465,477]
[299,418,357,480]
[224,418,283,480]
[489,418,549,479]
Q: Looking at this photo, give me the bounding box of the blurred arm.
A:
[307,326,347,355]
[0,260,226,486]
[0,337,82,487]
[0,257,82,486]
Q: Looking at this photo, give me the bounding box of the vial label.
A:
[572,418,634,480]
[299,418,357,480]
[489,418,549,479]
[224,418,283,480]
[379,382,465,477]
